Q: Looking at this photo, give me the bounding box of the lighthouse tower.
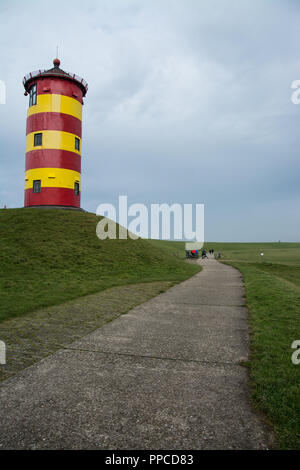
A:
[23,58,88,209]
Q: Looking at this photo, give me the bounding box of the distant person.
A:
[217,252,221,259]
[202,249,207,259]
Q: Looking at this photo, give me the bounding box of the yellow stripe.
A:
[26,130,81,154]
[27,94,82,120]
[25,168,80,190]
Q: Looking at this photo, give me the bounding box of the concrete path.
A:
[0,258,272,449]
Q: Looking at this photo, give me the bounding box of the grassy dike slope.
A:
[0,209,201,323]
[149,240,300,449]
[220,251,300,450]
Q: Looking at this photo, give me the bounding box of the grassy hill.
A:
[0,209,200,323]
[149,239,300,266]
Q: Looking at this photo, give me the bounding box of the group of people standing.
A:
[201,248,221,259]
[186,248,221,260]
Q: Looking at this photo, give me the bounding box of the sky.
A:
[0,0,299,241]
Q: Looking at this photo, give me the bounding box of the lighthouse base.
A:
[25,205,85,212]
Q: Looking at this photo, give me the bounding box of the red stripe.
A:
[26,150,81,172]
[25,187,80,208]
[37,78,83,103]
[26,113,82,137]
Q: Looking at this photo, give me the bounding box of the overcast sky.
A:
[0,0,299,241]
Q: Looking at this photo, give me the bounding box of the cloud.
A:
[0,0,299,240]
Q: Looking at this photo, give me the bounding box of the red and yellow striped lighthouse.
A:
[23,58,88,209]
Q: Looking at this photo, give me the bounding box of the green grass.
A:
[147,239,188,259]
[227,262,300,449]
[2,212,300,448]
[0,282,174,383]
[0,209,200,323]
[148,240,300,449]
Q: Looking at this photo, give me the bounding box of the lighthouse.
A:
[23,58,88,209]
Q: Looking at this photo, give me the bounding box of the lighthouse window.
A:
[74,182,80,195]
[29,84,37,107]
[75,137,80,151]
[34,133,43,146]
[33,180,41,193]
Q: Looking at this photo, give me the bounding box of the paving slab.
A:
[71,312,249,363]
[0,350,268,450]
[0,257,273,449]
